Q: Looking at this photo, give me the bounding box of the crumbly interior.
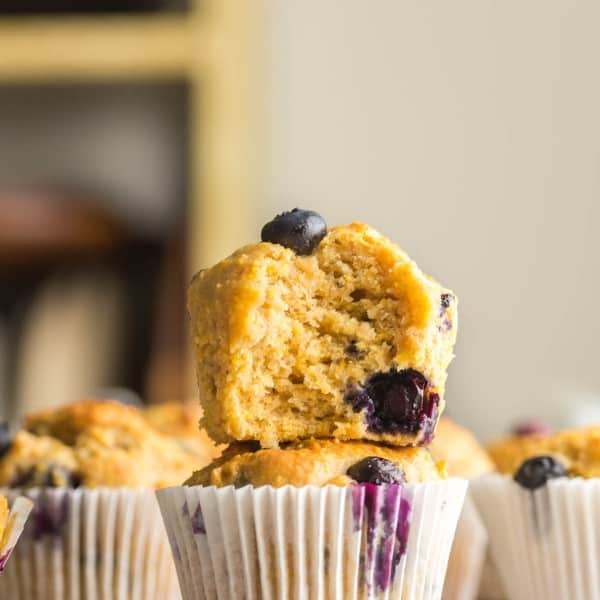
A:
[189,223,457,447]
[185,438,445,488]
[488,426,600,479]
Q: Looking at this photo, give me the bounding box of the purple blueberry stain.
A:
[439,293,454,330]
[345,369,440,443]
[0,547,13,571]
[351,483,412,593]
[31,492,69,540]
[191,503,206,535]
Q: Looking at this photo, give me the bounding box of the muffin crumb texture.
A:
[189,222,457,448]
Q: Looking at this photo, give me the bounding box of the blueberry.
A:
[345,340,364,358]
[514,455,567,490]
[0,422,12,458]
[347,456,406,485]
[260,208,327,255]
[345,369,439,442]
[13,464,81,489]
[440,293,454,317]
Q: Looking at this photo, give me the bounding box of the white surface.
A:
[262,1,600,439]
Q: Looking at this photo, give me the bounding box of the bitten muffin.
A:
[429,417,494,479]
[143,402,222,464]
[488,425,600,479]
[0,400,202,489]
[189,214,457,448]
[185,438,445,488]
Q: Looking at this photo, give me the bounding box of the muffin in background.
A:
[0,399,186,599]
[473,425,600,600]
[143,401,221,466]
[429,418,495,600]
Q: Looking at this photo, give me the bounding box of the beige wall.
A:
[262,0,600,439]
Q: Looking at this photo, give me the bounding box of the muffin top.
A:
[0,400,205,489]
[185,438,445,488]
[429,417,494,479]
[488,425,600,478]
[189,215,457,448]
[142,402,222,464]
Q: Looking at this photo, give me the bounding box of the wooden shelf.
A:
[0,14,199,81]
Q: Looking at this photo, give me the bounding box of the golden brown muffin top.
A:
[0,400,203,489]
[142,402,221,464]
[189,220,457,448]
[429,417,494,479]
[488,425,600,478]
[185,438,445,488]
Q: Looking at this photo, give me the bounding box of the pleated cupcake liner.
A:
[0,487,181,600]
[0,496,34,572]
[471,474,600,600]
[442,495,488,600]
[157,479,467,600]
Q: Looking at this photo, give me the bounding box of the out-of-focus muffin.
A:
[429,417,494,478]
[0,496,7,542]
[0,399,201,489]
[143,402,221,465]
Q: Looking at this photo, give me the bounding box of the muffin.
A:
[472,425,600,600]
[160,209,467,600]
[429,418,495,600]
[159,440,466,600]
[143,401,222,464]
[189,213,457,448]
[0,399,187,599]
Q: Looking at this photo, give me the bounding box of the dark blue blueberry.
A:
[0,422,12,458]
[12,464,81,489]
[345,340,364,358]
[345,369,439,443]
[260,208,327,255]
[347,457,406,485]
[514,455,567,490]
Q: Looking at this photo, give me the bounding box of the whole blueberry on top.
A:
[261,208,327,255]
[346,456,406,485]
[513,455,567,490]
[0,422,11,458]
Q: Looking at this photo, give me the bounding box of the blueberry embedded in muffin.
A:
[188,214,457,448]
[513,455,567,490]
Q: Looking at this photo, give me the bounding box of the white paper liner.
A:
[477,552,507,600]
[441,495,488,600]
[0,488,181,600]
[157,479,467,600]
[471,474,600,600]
[0,497,34,572]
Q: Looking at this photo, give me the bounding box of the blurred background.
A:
[1,0,599,439]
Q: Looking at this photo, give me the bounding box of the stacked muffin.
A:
[0,399,218,599]
[158,209,468,599]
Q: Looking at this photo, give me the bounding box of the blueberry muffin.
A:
[188,210,457,448]
[186,438,445,488]
[0,400,200,489]
[488,425,600,482]
[143,402,222,464]
[429,417,493,479]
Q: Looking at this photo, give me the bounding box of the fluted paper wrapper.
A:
[477,552,507,600]
[441,496,488,600]
[157,479,467,600]
[0,497,34,571]
[0,488,180,600]
[471,474,600,600]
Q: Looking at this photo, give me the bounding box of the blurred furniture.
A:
[0,0,261,269]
